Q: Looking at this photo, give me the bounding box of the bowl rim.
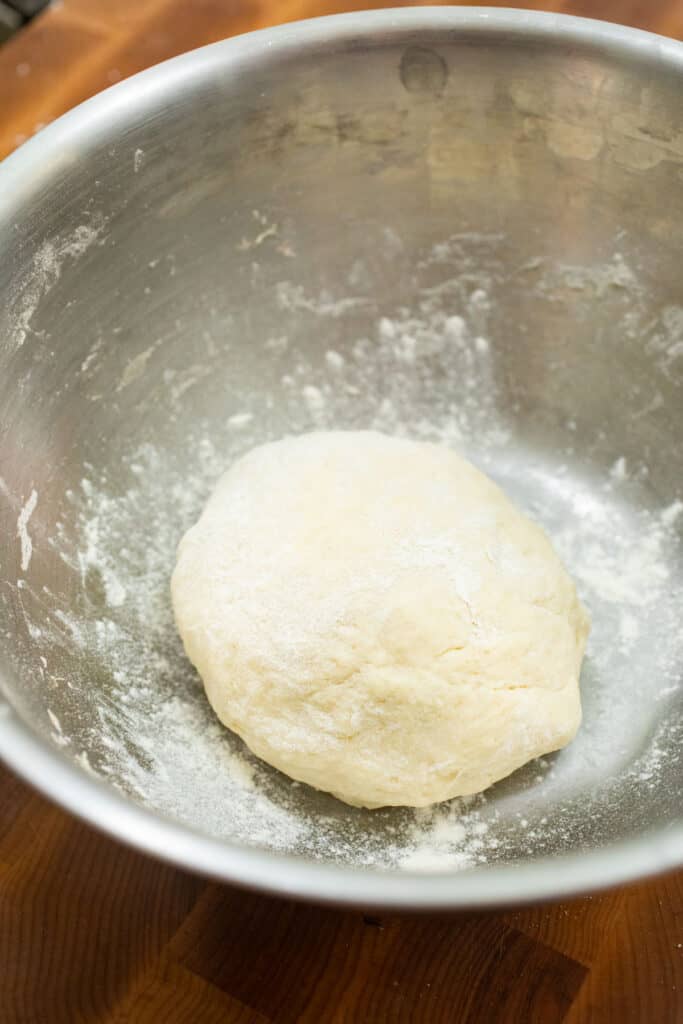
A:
[1,5,682,909]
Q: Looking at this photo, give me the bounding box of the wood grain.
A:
[1,1,683,1021]
[1,758,682,1023]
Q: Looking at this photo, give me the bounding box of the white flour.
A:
[8,221,105,352]
[16,489,37,573]
[13,237,680,872]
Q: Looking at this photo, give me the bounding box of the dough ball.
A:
[172,431,589,808]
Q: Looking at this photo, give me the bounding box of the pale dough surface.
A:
[172,431,590,808]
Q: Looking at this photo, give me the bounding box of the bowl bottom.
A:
[13,231,683,873]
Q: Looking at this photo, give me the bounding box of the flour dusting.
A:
[10,235,683,872]
[17,489,37,573]
[8,220,105,351]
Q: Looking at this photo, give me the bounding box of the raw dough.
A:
[171,431,590,808]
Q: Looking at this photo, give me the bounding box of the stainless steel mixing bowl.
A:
[1,8,682,908]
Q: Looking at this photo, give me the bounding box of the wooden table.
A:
[1,2,682,1020]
